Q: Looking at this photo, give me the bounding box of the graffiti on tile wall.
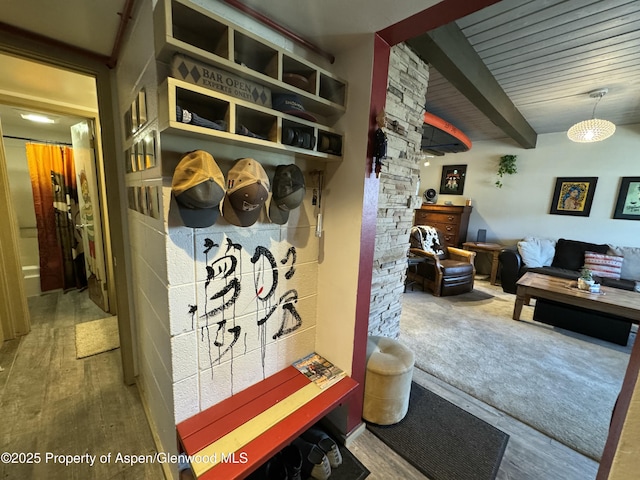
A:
[188,237,303,375]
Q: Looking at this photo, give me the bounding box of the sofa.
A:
[499,237,640,345]
[499,237,640,294]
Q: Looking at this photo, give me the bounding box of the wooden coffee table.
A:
[513,272,640,323]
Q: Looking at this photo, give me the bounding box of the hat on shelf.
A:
[272,93,317,122]
[268,164,306,225]
[171,150,225,228]
[222,158,270,227]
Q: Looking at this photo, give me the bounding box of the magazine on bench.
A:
[292,353,346,389]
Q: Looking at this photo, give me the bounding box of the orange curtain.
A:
[26,143,83,292]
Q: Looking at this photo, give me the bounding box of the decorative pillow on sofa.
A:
[551,238,609,271]
[584,251,624,279]
[608,245,640,281]
[517,237,556,268]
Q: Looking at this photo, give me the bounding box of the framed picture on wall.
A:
[613,177,640,220]
[549,177,598,217]
[439,164,467,195]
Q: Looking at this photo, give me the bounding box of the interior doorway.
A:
[0,52,117,347]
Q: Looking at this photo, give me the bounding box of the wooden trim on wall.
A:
[597,337,640,478]
[0,119,31,340]
[347,33,389,433]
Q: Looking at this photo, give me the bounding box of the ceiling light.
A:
[567,89,615,143]
[21,113,56,124]
[420,151,434,166]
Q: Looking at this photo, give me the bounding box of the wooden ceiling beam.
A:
[407,22,538,149]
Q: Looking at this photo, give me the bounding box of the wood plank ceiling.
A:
[421,0,640,151]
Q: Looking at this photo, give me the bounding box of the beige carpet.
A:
[75,316,120,359]
[400,279,633,461]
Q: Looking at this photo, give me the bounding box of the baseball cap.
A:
[171,150,225,228]
[222,158,270,227]
[272,94,317,122]
[268,164,306,225]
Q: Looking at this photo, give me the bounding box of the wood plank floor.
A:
[0,289,163,480]
[1,286,601,480]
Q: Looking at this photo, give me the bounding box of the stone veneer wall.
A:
[368,43,429,337]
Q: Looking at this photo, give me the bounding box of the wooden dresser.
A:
[414,204,472,247]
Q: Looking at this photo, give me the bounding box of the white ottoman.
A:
[363,336,415,425]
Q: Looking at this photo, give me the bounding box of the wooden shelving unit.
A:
[153,0,347,160]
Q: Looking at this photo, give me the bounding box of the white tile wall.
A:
[171,330,199,382]
[167,229,196,286]
[168,222,320,420]
[173,374,200,423]
[168,284,198,336]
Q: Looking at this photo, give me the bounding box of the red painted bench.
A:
[177,365,358,479]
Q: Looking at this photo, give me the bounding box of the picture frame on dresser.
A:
[613,177,640,220]
[439,165,467,195]
[549,177,598,217]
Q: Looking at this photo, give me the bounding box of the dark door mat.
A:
[367,382,509,480]
[331,444,370,480]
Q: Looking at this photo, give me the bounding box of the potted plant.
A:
[577,267,595,291]
[495,154,517,188]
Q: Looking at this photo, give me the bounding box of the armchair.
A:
[409,225,476,296]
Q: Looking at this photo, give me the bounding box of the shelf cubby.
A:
[281,120,316,151]
[170,1,229,58]
[233,31,279,79]
[175,85,230,132]
[236,106,278,143]
[320,74,346,107]
[317,130,343,156]
[282,55,317,94]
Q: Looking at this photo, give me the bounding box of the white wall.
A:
[419,124,640,248]
[314,34,373,373]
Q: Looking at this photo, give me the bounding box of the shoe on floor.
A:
[292,437,331,480]
[301,427,343,468]
[281,444,302,480]
[246,452,287,480]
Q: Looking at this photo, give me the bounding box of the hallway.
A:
[0,290,162,479]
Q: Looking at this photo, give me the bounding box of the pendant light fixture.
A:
[567,89,616,143]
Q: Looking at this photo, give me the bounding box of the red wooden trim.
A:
[347,33,390,433]
[423,111,472,150]
[596,335,640,478]
[200,376,358,480]
[107,0,135,68]
[377,0,502,46]
[182,373,311,454]
[177,366,299,440]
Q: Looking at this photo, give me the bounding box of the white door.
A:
[71,120,109,312]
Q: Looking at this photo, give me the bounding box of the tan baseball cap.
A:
[171,150,225,228]
[222,158,270,227]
